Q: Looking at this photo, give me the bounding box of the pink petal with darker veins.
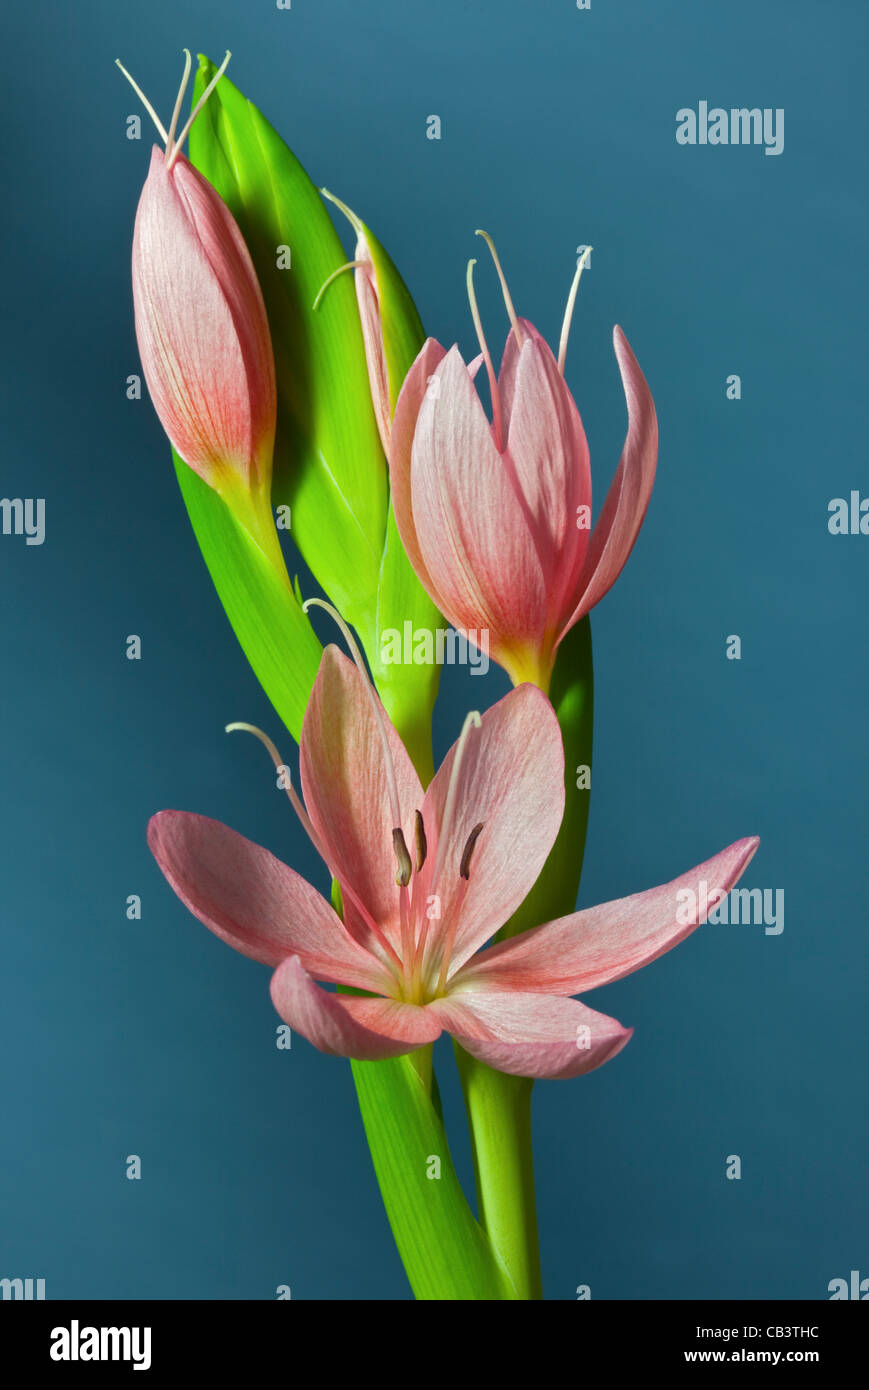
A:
[409,346,549,660]
[389,337,448,602]
[557,326,657,642]
[270,956,442,1060]
[503,332,592,622]
[300,646,424,956]
[420,684,564,978]
[147,811,391,993]
[431,990,632,1080]
[132,148,275,487]
[455,837,760,996]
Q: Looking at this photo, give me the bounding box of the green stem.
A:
[450,618,594,1301]
[405,1042,433,1094]
[453,1045,542,1300]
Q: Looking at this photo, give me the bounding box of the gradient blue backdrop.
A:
[1,0,865,1300]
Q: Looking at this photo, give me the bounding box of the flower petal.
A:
[409,345,548,663]
[558,326,657,640]
[389,337,448,602]
[270,956,441,1059]
[147,811,391,992]
[419,684,564,978]
[497,316,545,431]
[133,148,275,488]
[431,990,631,1080]
[456,837,760,996]
[300,645,424,955]
[503,332,592,624]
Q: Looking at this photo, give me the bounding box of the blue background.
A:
[1,0,865,1300]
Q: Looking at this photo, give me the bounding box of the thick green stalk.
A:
[500,616,594,943]
[454,1047,542,1299]
[454,617,595,1298]
[347,1050,517,1300]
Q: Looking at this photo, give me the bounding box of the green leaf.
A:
[174,451,322,744]
[188,57,387,645]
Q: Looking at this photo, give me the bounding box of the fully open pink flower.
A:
[390,238,658,689]
[148,643,758,1080]
[120,52,276,508]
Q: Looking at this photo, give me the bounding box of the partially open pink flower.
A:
[148,637,757,1080]
[120,52,276,512]
[390,237,658,690]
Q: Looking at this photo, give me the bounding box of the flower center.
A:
[226,601,487,1008]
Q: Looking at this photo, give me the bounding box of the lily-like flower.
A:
[390,235,659,690]
[118,51,277,540]
[148,617,758,1080]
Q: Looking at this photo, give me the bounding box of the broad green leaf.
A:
[188,57,386,647]
[174,451,322,743]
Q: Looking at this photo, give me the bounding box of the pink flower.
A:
[148,640,757,1080]
[390,236,658,689]
[119,52,276,508]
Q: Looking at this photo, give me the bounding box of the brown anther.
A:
[393,827,412,887]
[414,810,428,872]
[459,823,484,881]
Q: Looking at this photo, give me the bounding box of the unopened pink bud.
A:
[121,52,276,503]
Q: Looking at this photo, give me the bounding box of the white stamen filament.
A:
[475,229,523,349]
[435,876,471,995]
[225,721,403,978]
[398,883,414,988]
[168,50,231,170]
[114,59,170,144]
[166,49,192,153]
[466,259,504,451]
[320,187,361,230]
[312,260,366,312]
[557,245,593,376]
[115,49,232,173]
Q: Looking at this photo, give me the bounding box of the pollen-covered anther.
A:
[414,810,428,871]
[459,823,484,881]
[393,827,412,887]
